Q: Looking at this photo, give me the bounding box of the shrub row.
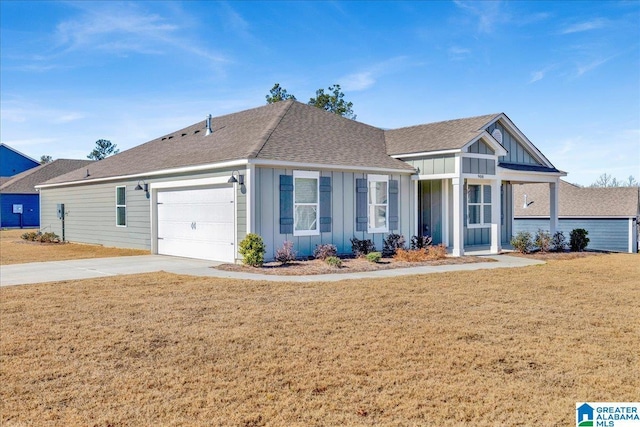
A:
[21,231,61,243]
[239,233,447,267]
[510,228,589,254]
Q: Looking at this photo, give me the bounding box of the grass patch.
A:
[0,229,149,265]
[1,254,638,425]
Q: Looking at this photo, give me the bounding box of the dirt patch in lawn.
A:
[2,253,638,425]
[0,229,149,265]
[217,255,493,275]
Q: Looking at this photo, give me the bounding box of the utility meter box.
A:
[13,204,23,214]
[57,204,65,220]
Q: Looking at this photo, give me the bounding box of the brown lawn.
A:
[0,229,149,265]
[1,254,638,426]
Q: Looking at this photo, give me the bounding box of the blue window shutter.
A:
[355,178,367,232]
[319,176,331,233]
[389,179,399,231]
[279,174,293,234]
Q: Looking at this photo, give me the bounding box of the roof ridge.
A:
[387,113,501,132]
[250,99,295,159]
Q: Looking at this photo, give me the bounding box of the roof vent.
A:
[205,114,212,136]
[491,129,503,144]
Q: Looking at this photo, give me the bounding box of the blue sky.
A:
[1,0,638,186]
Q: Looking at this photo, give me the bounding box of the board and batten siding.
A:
[487,122,541,166]
[254,167,413,260]
[467,140,495,155]
[403,155,455,175]
[513,218,636,253]
[40,168,247,251]
[462,158,496,175]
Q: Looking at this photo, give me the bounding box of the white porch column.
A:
[549,181,559,236]
[452,177,464,256]
[490,180,501,254]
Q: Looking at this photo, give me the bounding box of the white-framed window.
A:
[293,170,319,236]
[116,186,127,227]
[368,174,389,233]
[467,183,491,228]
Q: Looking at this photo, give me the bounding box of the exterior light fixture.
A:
[135,180,150,198]
[228,171,244,185]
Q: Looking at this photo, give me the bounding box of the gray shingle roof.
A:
[45,100,414,186]
[384,113,501,156]
[514,180,640,217]
[0,159,94,193]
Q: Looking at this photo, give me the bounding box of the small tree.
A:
[40,155,53,164]
[534,229,551,253]
[550,231,567,252]
[266,83,296,104]
[238,233,266,267]
[88,139,119,160]
[570,228,589,252]
[308,84,356,119]
[511,231,533,254]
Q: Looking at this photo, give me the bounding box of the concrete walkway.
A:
[0,254,545,287]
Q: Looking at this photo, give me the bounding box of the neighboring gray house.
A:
[514,180,640,253]
[37,100,565,262]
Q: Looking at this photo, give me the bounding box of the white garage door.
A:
[157,186,235,262]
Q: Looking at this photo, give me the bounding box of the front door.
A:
[418,180,443,244]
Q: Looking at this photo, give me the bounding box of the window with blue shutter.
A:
[355,178,368,232]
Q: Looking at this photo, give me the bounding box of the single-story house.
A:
[0,143,40,179]
[0,159,93,228]
[514,180,639,253]
[38,100,565,262]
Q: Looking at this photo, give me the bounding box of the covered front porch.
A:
[415,175,563,256]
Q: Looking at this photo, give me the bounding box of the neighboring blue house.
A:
[0,159,93,228]
[0,143,40,179]
[514,180,639,253]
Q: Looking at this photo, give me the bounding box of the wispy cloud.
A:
[453,0,507,34]
[36,2,229,65]
[576,54,618,77]
[339,57,410,92]
[448,46,471,61]
[528,65,557,84]
[560,18,608,35]
[51,112,85,124]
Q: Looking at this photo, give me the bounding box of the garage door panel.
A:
[157,186,235,262]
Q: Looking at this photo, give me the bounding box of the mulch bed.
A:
[509,251,607,261]
[217,255,493,276]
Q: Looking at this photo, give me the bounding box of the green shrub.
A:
[534,229,551,253]
[21,232,39,241]
[350,237,375,257]
[238,233,266,267]
[382,233,405,257]
[511,231,533,254]
[275,240,296,265]
[39,232,60,243]
[314,244,337,260]
[570,228,589,252]
[366,252,382,263]
[551,231,567,252]
[325,256,342,268]
[410,235,432,250]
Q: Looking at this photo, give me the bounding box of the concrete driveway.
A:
[0,254,545,287]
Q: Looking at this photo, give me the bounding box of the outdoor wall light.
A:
[135,180,150,198]
[228,171,244,185]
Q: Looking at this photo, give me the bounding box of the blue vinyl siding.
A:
[0,194,39,228]
[513,218,633,253]
[487,122,541,166]
[0,146,39,177]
